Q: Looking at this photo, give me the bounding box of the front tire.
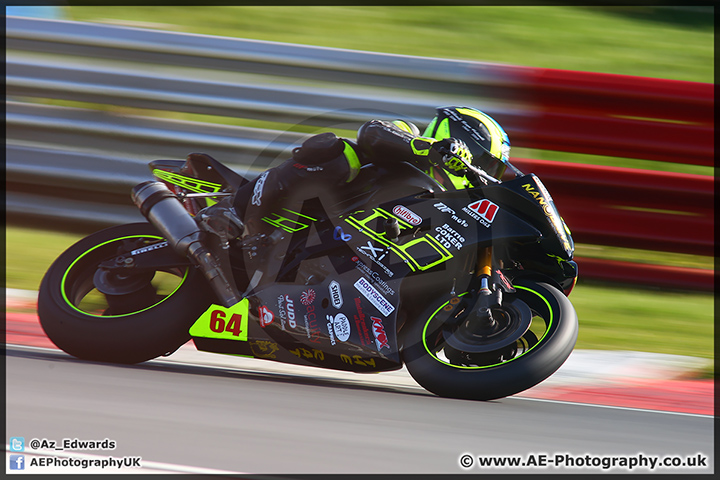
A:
[38,223,214,364]
[401,280,578,400]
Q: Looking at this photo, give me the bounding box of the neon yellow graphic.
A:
[392,120,415,134]
[455,108,505,159]
[152,169,222,194]
[343,141,362,182]
[262,208,318,232]
[345,208,454,272]
[422,117,437,137]
[410,137,439,156]
[190,299,249,341]
[433,118,451,140]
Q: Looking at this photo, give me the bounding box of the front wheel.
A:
[401,280,578,400]
[38,223,214,364]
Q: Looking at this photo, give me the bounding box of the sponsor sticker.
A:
[333,225,352,242]
[258,305,275,328]
[434,223,466,250]
[462,199,499,227]
[371,316,390,350]
[433,202,469,228]
[354,277,395,317]
[130,241,168,256]
[300,289,316,306]
[357,241,394,278]
[327,313,351,343]
[392,205,422,226]
[329,280,344,309]
[277,294,297,330]
[251,171,269,207]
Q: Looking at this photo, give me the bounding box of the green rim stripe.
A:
[421,285,553,369]
[61,235,189,318]
[343,141,362,182]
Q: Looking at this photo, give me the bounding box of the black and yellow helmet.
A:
[423,106,511,179]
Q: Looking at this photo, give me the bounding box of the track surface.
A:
[6,345,713,475]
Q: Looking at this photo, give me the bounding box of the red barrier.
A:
[489,66,714,166]
[575,257,714,292]
[483,67,714,290]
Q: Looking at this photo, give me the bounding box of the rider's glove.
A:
[431,138,473,175]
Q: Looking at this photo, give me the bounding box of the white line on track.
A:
[8,343,714,420]
[512,395,714,419]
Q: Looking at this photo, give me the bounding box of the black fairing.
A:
[148,157,576,372]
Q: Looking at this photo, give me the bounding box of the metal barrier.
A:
[5,16,713,290]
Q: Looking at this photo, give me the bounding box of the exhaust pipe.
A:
[131,181,240,307]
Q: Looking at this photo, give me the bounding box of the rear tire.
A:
[401,280,578,400]
[38,223,214,364]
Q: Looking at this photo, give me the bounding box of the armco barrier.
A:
[5,16,714,290]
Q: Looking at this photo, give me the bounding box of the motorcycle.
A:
[38,147,578,401]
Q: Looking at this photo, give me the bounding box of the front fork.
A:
[465,246,513,332]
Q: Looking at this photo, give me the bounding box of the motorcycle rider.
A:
[198,106,512,239]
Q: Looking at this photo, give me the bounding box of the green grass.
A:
[64,6,713,83]
[56,6,714,178]
[5,225,714,374]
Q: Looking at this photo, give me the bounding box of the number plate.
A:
[189,299,249,341]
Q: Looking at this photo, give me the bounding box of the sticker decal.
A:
[251,171,269,206]
[190,299,249,341]
[371,316,390,350]
[329,280,344,309]
[354,277,395,317]
[434,223,466,250]
[277,294,297,330]
[392,205,422,226]
[259,306,275,328]
[433,202,469,228]
[333,225,352,242]
[130,241,169,256]
[326,313,351,345]
[300,289,316,306]
[462,199,499,227]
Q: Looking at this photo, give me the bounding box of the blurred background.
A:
[5,5,714,375]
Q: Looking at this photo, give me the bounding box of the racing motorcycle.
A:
[38,147,578,401]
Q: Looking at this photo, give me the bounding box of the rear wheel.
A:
[402,280,578,400]
[38,223,214,364]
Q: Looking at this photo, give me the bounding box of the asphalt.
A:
[5,289,714,415]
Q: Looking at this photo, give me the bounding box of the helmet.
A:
[423,106,511,179]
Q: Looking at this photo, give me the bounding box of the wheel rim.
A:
[421,285,553,369]
[60,235,189,317]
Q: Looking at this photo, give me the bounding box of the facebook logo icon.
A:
[9,455,25,470]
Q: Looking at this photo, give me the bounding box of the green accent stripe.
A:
[392,120,415,134]
[421,285,553,369]
[153,169,222,193]
[61,235,189,318]
[343,141,362,182]
[455,107,506,159]
[282,208,318,221]
[410,137,436,156]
